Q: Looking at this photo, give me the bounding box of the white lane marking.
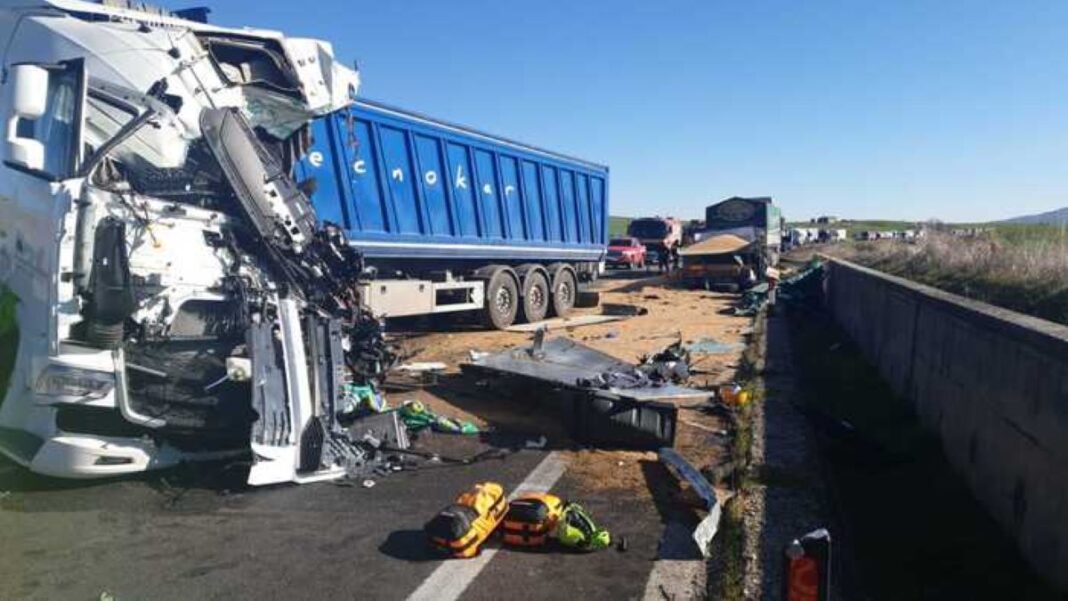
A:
[406,452,568,601]
[642,521,707,600]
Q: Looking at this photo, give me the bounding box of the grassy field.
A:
[824,224,1068,325]
[608,215,632,237]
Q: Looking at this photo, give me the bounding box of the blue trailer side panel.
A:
[298,100,609,262]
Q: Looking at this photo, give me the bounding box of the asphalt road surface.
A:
[0,432,679,601]
[1,273,737,601]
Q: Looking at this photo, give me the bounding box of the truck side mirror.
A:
[6,64,50,173]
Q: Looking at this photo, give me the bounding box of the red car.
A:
[607,237,647,269]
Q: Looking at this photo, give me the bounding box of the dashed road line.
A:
[405,451,568,601]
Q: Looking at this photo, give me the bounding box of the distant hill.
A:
[1003,207,1068,225]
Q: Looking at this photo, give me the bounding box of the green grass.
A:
[706,308,766,600]
[832,227,1068,325]
[608,215,632,237]
[987,222,1068,246]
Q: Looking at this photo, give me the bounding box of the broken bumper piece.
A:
[247,300,403,486]
[462,336,713,449]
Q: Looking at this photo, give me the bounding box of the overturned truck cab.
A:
[0,0,388,485]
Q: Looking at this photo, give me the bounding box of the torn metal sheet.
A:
[659,447,722,558]
[503,314,624,333]
[467,337,710,402]
[463,337,714,449]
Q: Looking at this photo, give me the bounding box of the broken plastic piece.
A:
[395,362,447,372]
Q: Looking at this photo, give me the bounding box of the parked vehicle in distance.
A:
[298,99,609,329]
[627,216,682,255]
[679,234,756,290]
[694,196,782,277]
[606,237,647,269]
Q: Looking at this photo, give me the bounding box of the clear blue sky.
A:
[208,0,1068,223]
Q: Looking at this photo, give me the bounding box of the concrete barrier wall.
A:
[824,258,1068,589]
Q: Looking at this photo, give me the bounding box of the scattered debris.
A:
[504,314,624,332]
[525,436,548,449]
[717,383,751,407]
[395,362,448,373]
[399,400,479,435]
[349,410,411,450]
[601,303,649,316]
[685,337,745,355]
[340,383,388,414]
[680,418,728,435]
[362,479,376,489]
[733,282,772,317]
[636,340,692,384]
[659,448,722,558]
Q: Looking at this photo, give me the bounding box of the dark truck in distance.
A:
[626,217,682,259]
[297,100,609,329]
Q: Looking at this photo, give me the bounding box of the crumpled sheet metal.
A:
[467,337,711,403]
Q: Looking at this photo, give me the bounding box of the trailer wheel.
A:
[549,267,577,318]
[480,268,519,329]
[519,270,550,324]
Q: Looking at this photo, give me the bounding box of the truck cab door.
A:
[0,59,86,435]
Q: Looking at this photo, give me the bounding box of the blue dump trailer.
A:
[296,100,609,328]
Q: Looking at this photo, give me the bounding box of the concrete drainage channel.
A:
[700,258,1066,600]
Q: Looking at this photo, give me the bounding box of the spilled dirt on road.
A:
[390,273,753,498]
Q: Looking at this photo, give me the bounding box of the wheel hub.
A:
[495,286,513,313]
[530,283,545,308]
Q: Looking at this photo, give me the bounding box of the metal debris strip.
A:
[503,314,625,332]
[659,447,722,558]
[685,337,746,355]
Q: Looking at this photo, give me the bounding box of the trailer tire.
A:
[516,267,550,324]
[478,267,519,330]
[548,266,578,318]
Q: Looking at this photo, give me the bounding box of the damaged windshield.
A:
[84,87,238,209]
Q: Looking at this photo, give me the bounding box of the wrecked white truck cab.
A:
[0,0,382,485]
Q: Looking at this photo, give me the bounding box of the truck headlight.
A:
[34,365,115,401]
